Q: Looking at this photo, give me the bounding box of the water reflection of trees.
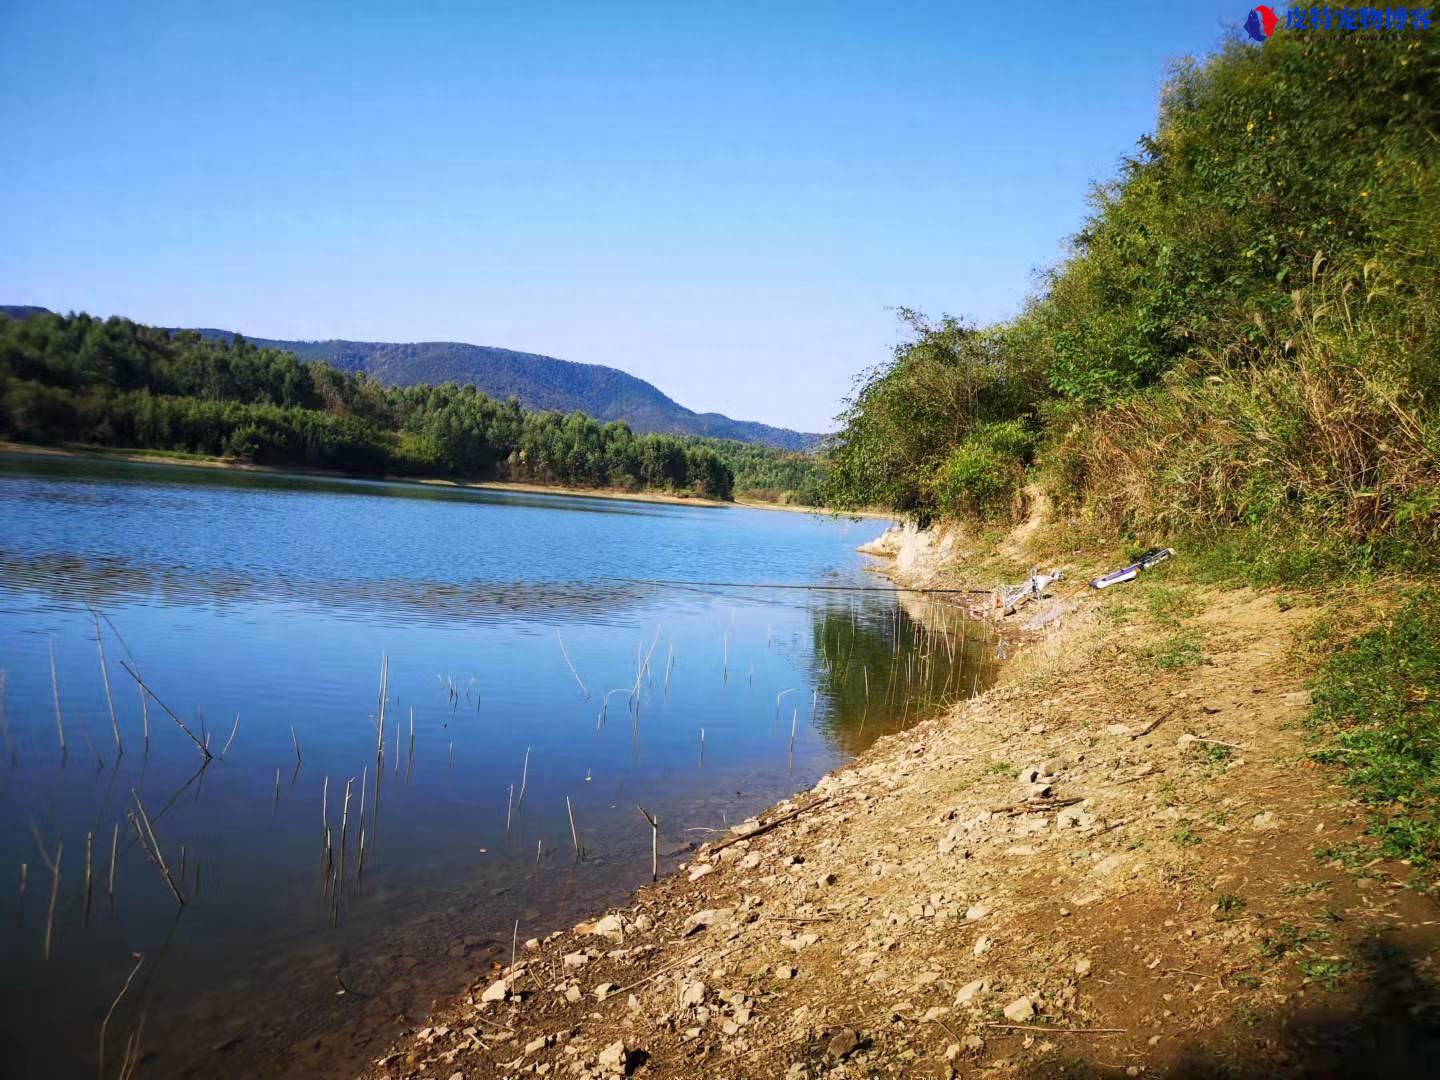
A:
[808,594,994,756]
[0,549,648,627]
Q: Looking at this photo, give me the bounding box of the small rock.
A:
[689,864,715,883]
[589,914,625,940]
[480,978,509,1003]
[965,902,992,921]
[597,1039,628,1071]
[593,982,617,1000]
[525,1035,548,1054]
[973,936,993,957]
[564,986,582,1003]
[921,1006,951,1023]
[1003,996,1035,1023]
[681,980,706,1006]
[827,1027,860,1059]
[962,1034,985,1053]
[775,963,797,980]
[1074,957,1092,977]
[955,978,988,1004]
[683,908,730,936]
[1251,811,1281,831]
[562,952,589,969]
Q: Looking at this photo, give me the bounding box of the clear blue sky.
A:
[1,1,1247,432]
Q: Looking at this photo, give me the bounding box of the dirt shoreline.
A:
[361,524,1438,1078]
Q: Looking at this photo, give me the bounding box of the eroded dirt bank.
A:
[363,527,1439,1079]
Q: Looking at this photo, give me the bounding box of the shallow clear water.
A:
[0,454,989,1078]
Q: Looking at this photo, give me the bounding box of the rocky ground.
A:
[361,530,1440,1079]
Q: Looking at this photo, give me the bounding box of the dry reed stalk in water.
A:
[83,832,94,927]
[505,783,514,834]
[108,823,118,903]
[94,617,122,758]
[130,793,184,908]
[220,713,239,759]
[358,767,367,827]
[510,919,518,973]
[334,778,353,923]
[356,828,365,879]
[290,725,302,764]
[43,841,61,960]
[777,688,800,722]
[556,632,591,699]
[516,747,531,809]
[408,707,414,757]
[0,669,12,765]
[49,642,66,759]
[698,727,704,765]
[373,655,388,828]
[79,725,104,770]
[567,796,581,859]
[273,767,280,810]
[119,663,210,760]
[636,805,658,881]
[98,951,144,1080]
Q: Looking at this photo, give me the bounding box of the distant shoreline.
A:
[0,440,891,516]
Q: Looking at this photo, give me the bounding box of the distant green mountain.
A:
[0,306,824,450]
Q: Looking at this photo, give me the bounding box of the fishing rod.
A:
[603,576,991,595]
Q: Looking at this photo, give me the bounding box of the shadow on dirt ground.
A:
[1019,930,1440,1079]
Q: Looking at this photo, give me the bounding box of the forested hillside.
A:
[186,331,824,451]
[826,29,1439,580]
[0,313,746,499]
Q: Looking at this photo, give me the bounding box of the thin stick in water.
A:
[43,841,62,959]
[95,617,122,758]
[273,767,281,811]
[119,663,210,760]
[108,823,118,903]
[83,831,94,927]
[220,714,240,759]
[516,747,531,809]
[556,632,591,699]
[290,725,302,764]
[130,792,184,908]
[637,805,658,882]
[49,641,66,759]
[566,796,582,859]
[98,952,144,1080]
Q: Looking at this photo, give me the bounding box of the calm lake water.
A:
[0,454,990,1079]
